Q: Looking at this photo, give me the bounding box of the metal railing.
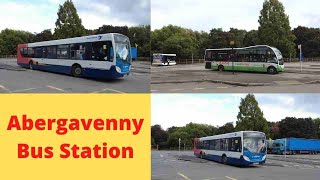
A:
[284,57,320,62]
[175,59,205,64]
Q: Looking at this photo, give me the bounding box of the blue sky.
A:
[0,0,150,33]
[151,0,320,31]
[152,94,320,129]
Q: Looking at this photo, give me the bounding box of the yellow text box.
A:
[0,94,150,180]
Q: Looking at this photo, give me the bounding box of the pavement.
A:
[151,62,320,93]
[0,58,150,93]
[152,151,320,180]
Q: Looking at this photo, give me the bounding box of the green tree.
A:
[166,123,217,148]
[217,122,235,134]
[208,28,235,48]
[0,29,33,55]
[243,30,259,47]
[268,121,280,139]
[258,0,296,57]
[33,29,53,42]
[314,118,320,138]
[128,25,151,57]
[151,25,198,59]
[279,117,317,138]
[54,0,86,39]
[236,94,270,137]
[151,125,168,145]
[229,28,247,47]
[293,26,320,57]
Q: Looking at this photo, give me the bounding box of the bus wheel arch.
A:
[221,154,228,164]
[267,66,277,74]
[71,64,83,77]
[29,60,34,70]
[218,65,224,72]
[200,151,204,159]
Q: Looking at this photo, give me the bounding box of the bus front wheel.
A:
[267,66,277,74]
[72,64,82,77]
[218,65,224,72]
[29,61,33,70]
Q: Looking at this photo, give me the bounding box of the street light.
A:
[230,41,235,74]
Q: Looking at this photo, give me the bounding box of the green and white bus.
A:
[204,45,284,74]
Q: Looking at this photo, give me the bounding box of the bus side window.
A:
[57,45,70,59]
[47,46,57,59]
[85,43,92,60]
[34,47,43,58]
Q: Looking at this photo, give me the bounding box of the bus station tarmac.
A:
[151,62,320,93]
[0,58,150,93]
[152,151,320,180]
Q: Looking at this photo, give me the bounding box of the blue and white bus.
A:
[152,53,176,66]
[194,131,266,166]
[17,33,132,79]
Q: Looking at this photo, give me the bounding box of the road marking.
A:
[202,178,216,180]
[92,88,126,94]
[46,85,66,92]
[194,88,205,90]
[151,90,159,92]
[0,84,11,92]
[225,176,237,180]
[12,87,40,93]
[170,89,184,92]
[217,86,228,89]
[152,174,170,177]
[160,154,164,158]
[178,172,192,180]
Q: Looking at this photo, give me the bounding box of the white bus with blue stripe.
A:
[194,131,267,166]
[17,33,132,79]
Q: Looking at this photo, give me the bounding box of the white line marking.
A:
[202,178,216,180]
[46,85,66,92]
[225,176,237,180]
[152,174,169,177]
[0,84,11,92]
[217,86,228,89]
[92,88,125,94]
[170,89,184,91]
[12,87,40,93]
[194,88,205,90]
[178,172,192,180]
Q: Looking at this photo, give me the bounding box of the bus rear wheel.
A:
[72,64,82,78]
[267,66,277,74]
[218,65,224,72]
[221,155,227,164]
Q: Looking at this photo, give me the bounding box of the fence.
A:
[0,55,17,59]
[283,57,320,62]
[151,145,193,151]
[176,58,320,64]
[175,59,204,64]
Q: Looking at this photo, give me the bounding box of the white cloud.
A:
[152,94,320,130]
[151,0,320,31]
[0,0,149,33]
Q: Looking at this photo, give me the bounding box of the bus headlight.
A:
[116,66,121,73]
[262,155,266,161]
[243,156,250,161]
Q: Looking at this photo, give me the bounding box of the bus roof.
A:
[205,45,275,51]
[25,33,127,47]
[199,131,265,141]
[153,53,176,56]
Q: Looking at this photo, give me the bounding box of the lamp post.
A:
[230,41,235,74]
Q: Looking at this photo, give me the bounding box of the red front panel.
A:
[17,44,30,64]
